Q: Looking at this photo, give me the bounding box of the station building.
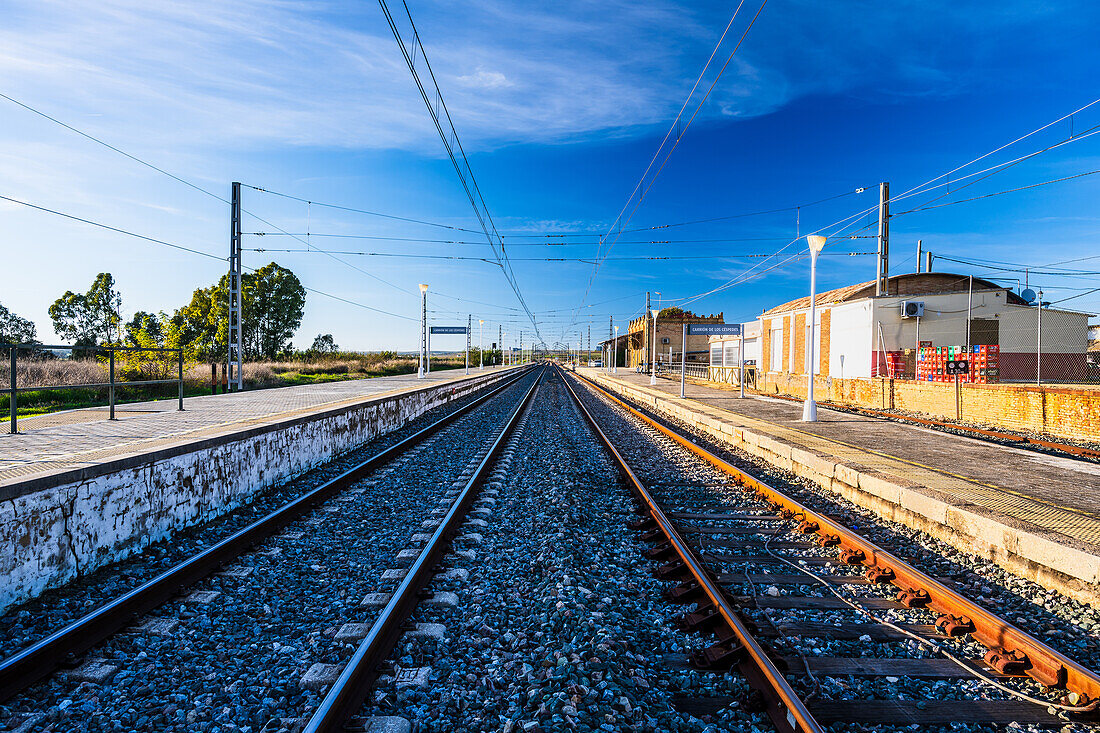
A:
[705,272,1092,382]
[625,309,724,370]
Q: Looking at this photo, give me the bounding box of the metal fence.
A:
[877,309,1098,385]
[2,343,185,435]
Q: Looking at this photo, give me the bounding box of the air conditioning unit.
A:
[901,301,924,319]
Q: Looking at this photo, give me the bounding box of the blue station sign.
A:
[686,323,742,336]
[429,326,468,335]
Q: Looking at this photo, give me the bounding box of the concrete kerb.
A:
[586,372,1100,608]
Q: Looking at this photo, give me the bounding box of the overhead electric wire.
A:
[377,0,543,343]
[568,0,769,338]
[242,184,483,234]
[0,193,417,321]
[245,247,875,261]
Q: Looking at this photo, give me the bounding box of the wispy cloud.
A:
[2,0,1070,155]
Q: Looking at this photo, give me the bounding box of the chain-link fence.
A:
[875,307,1097,385]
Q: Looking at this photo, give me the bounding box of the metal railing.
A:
[2,343,185,435]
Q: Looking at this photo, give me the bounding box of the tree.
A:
[311,333,337,353]
[0,302,37,345]
[169,284,226,362]
[125,311,163,348]
[48,273,122,347]
[242,263,305,358]
[170,263,305,362]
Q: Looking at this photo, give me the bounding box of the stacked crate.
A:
[916,345,1000,384]
[970,344,999,384]
[884,351,906,378]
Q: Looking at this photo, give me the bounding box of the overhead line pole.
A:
[228,182,244,392]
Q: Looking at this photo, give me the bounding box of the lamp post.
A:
[650,309,659,386]
[417,283,428,379]
[802,236,826,421]
[479,320,484,369]
[613,325,619,375]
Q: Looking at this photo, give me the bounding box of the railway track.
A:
[563,367,1100,732]
[0,365,543,731]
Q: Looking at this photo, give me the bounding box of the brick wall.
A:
[782,316,791,372]
[793,313,806,374]
[760,318,772,373]
[819,310,831,375]
[754,373,1100,442]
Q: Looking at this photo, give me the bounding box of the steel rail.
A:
[558,367,821,733]
[0,366,535,703]
[571,369,1100,711]
[302,364,546,732]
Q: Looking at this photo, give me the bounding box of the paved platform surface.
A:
[585,369,1100,552]
[1,367,512,488]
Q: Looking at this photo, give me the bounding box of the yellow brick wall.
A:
[760,318,772,373]
[793,313,806,374]
[782,316,791,372]
[753,373,1100,442]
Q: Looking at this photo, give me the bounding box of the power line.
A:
[0,92,229,205]
[569,0,769,338]
[377,0,542,343]
[894,168,1100,216]
[0,193,418,321]
[248,232,868,246]
[246,247,875,262]
[242,184,483,234]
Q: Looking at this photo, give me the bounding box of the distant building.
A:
[707,273,1092,382]
[626,309,723,370]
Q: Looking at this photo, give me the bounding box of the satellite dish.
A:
[1021,288,1037,304]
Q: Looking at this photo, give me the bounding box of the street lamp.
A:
[479,320,484,369]
[802,236,826,421]
[649,309,659,386]
[418,283,428,379]
[503,331,507,367]
[613,325,619,375]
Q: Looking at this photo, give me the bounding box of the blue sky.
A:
[2,0,1099,351]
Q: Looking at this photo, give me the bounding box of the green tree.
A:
[170,284,226,362]
[125,311,163,348]
[0,302,37,345]
[311,333,337,353]
[169,263,305,362]
[242,263,305,358]
[48,273,122,347]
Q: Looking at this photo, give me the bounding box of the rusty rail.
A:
[559,367,822,733]
[570,369,1100,711]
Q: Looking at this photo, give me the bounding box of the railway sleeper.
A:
[690,640,747,671]
[643,542,677,561]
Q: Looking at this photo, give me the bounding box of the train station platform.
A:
[577,367,1100,607]
[1,366,515,493]
[1,365,523,614]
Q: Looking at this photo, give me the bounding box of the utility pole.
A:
[465,314,471,375]
[587,323,591,364]
[645,291,651,371]
[498,325,502,367]
[876,181,890,296]
[925,251,933,273]
[228,181,244,392]
[916,239,923,273]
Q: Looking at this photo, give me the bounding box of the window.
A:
[710,344,722,366]
[661,337,670,344]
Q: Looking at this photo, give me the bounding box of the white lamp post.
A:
[479,320,484,369]
[417,283,428,379]
[613,325,619,375]
[649,309,659,386]
[802,235,827,421]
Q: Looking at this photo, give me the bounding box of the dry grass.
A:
[2,358,109,388]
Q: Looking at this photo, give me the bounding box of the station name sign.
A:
[686,323,742,336]
[429,326,468,335]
